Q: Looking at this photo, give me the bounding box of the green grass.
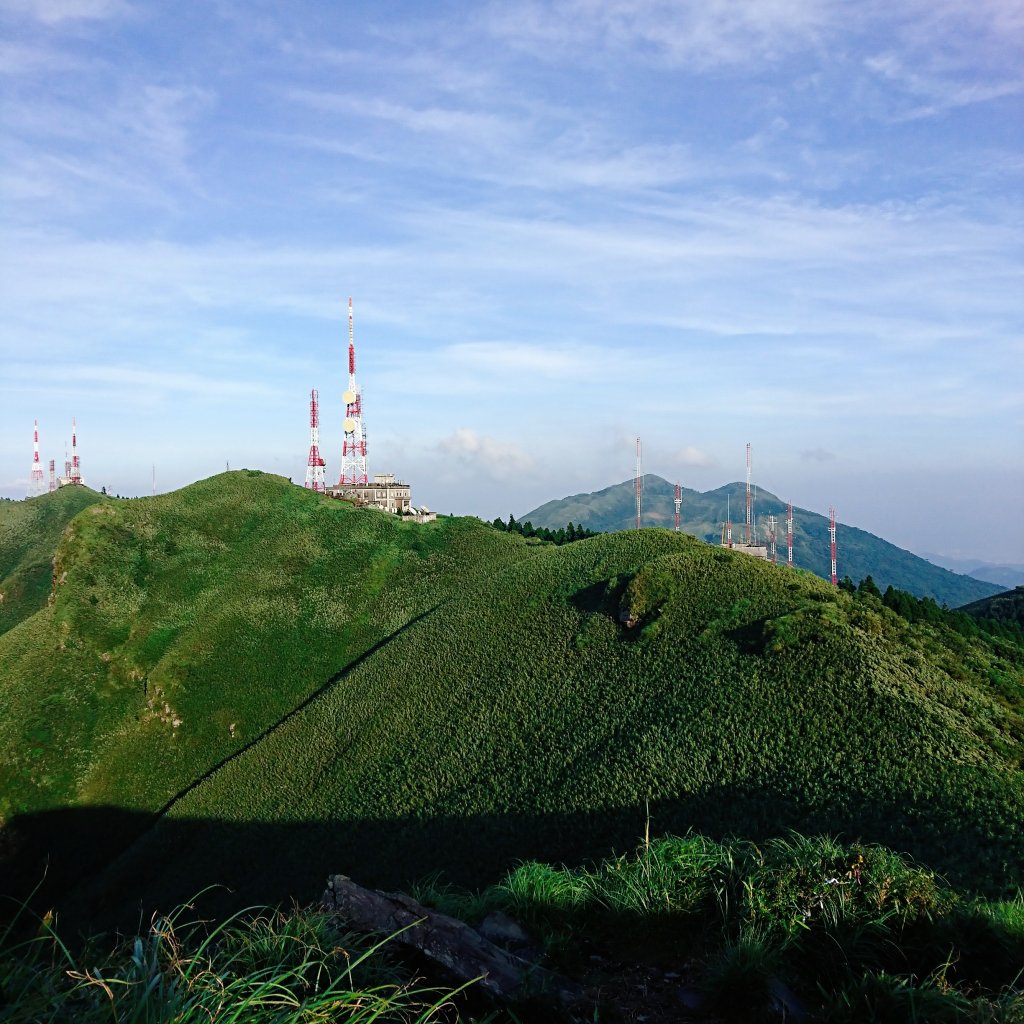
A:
[0,896,496,1023]
[0,471,1021,935]
[0,487,103,637]
[415,830,1024,1022]
[6,829,1021,1022]
[0,472,532,821]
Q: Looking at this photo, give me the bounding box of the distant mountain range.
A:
[919,552,1024,590]
[522,475,1004,608]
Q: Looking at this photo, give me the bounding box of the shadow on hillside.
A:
[2,784,1018,943]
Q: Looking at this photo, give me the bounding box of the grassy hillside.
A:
[0,487,103,637]
[1,472,1021,936]
[523,475,1003,607]
[0,471,531,827]
[72,538,1024,923]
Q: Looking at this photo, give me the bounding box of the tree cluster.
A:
[489,515,599,546]
[842,575,1024,647]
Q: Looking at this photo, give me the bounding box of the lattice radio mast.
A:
[745,442,752,546]
[787,502,794,567]
[69,417,81,485]
[338,298,368,486]
[48,459,56,493]
[829,505,837,586]
[634,438,643,529]
[674,480,682,532]
[305,388,326,492]
[29,420,45,496]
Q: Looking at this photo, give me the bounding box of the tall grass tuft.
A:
[0,897,493,1023]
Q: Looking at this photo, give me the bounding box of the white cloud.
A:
[437,428,534,478]
[445,342,597,378]
[0,40,89,75]
[482,0,839,69]
[864,51,1024,120]
[676,445,714,467]
[0,0,128,22]
[287,90,514,145]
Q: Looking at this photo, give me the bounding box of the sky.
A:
[1,0,1021,562]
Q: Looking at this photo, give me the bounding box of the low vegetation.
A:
[4,829,1021,1022]
[1,895,490,1023]
[0,486,102,637]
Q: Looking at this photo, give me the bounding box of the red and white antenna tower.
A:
[338,298,368,486]
[48,459,56,492]
[786,502,794,567]
[828,505,837,586]
[305,388,326,492]
[674,480,682,532]
[745,442,752,546]
[29,420,45,496]
[726,493,733,547]
[766,514,777,565]
[70,417,81,485]
[634,438,643,529]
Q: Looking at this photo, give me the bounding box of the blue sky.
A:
[1,0,1021,562]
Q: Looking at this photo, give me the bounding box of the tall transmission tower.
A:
[48,459,56,493]
[786,502,794,567]
[674,480,682,532]
[828,505,837,586]
[338,298,368,486]
[726,493,733,547]
[745,442,752,546]
[29,420,45,496]
[70,417,81,485]
[305,388,326,492]
[766,514,777,565]
[634,438,643,529]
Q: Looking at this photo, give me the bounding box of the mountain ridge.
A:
[522,474,1003,607]
[1,472,1020,932]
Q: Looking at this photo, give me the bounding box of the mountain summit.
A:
[522,475,1002,607]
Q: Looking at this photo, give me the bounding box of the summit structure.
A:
[338,297,368,487]
[321,298,430,520]
[305,388,326,492]
[28,420,45,496]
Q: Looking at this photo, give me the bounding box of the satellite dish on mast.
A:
[343,418,356,433]
[343,390,356,404]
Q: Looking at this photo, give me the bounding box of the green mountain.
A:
[522,475,1003,607]
[0,486,103,636]
[921,551,1024,589]
[1,472,1021,934]
[962,586,1024,630]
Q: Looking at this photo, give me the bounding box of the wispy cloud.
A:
[865,51,1024,120]
[1,362,273,403]
[445,342,599,378]
[437,428,533,478]
[0,39,90,74]
[677,446,715,467]
[0,0,129,23]
[481,0,840,69]
[288,90,513,143]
